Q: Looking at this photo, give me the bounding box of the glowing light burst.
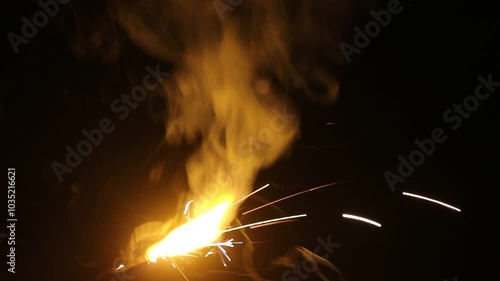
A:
[145,183,265,263]
[402,192,461,212]
[111,182,346,280]
[143,182,345,267]
[146,199,232,262]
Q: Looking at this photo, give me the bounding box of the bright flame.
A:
[146,198,232,262]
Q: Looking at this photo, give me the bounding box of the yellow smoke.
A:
[114,0,345,261]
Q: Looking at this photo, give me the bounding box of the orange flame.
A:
[145,197,232,262]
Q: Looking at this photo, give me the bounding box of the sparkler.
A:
[105,181,348,280]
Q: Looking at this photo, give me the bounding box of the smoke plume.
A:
[75,0,350,266]
[114,0,344,215]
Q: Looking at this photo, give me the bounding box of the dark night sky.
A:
[2,1,499,281]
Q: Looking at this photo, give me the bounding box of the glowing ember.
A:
[146,198,232,262]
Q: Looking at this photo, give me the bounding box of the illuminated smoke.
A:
[99,0,348,264]
[114,0,344,216]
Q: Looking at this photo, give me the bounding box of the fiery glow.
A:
[146,198,232,262]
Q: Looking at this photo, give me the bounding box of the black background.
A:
[2,1,499,281]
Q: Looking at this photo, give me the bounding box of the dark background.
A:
[2,1,498,281]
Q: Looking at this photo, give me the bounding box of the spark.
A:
[326,122,336,126]
[218,245,232,262]
[206,239,241,248]
[402,192,461,212]
[249,218,299,229]
[112,182,316,277]
[242,181,347,215]
[232,184,270,207]
[184,200,194,218]
[219,251,227,267]
[218,245,227,254]
[171,259,189,281]
[221,214,307,233]
[342,214,381,227]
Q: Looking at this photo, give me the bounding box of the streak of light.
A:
[221,214,307,233]
[242,181,347,215]
[115,264,124,271]
[184,200,194,217]
[342,214,381,227]
[402,192,461,212]
[326,122,336,126]
[249,219,299,229]
[218,245,227,254]
[171,260,189,281]
[218,245,232,262]
[206,239,240,248]
[232,184,270,206]
[219,252,227,267]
